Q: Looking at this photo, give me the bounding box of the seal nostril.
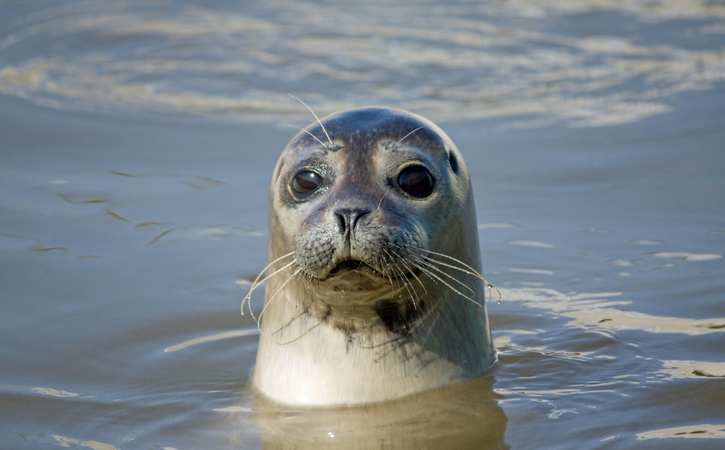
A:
[335,211,347,235]
[334,208,371,238]
[349,209,369,233]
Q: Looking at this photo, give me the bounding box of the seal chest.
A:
[250,107,495,406]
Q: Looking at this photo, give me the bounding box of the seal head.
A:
[253,107,495,405]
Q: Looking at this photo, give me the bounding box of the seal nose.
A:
[334,207,370,238]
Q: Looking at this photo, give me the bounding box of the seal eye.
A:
[397,165,434,198]
[292,171,322,194]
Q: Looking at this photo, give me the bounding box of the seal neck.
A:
[253,281,495,406]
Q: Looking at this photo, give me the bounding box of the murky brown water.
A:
[1,1,724,449]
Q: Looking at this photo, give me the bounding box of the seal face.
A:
[252,107,495,406]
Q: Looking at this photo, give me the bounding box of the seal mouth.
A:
[328,259,375,276]
[325,259,422,280]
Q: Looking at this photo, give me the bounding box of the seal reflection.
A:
[252,375,508,450]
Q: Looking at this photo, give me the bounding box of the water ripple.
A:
[1,0,723,126]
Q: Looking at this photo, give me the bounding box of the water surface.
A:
[1,1,724,449]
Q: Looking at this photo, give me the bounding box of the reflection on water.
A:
[20,434,118,450]
[659,360,725,379]
[164,329,259,353]
[30,387,83,398]
[637,424,725,440]
[499,287,725,336]
[1,0,725,126]
[2,0,725,449]
[648,251,723,262]
[249,377,507,449]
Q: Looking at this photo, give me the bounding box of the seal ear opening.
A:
[448,150,459,174]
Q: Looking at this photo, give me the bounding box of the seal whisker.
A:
[273,311,323,345]
[412,261,439,288]
[242,251,295,317]
[287,124,330,149]
[356,327,409,350]
[382,248,417,300]
[418,250,483,278]
[272,309,306,337]
[248,259,296,302]
[288,94,334,148]
[276,320,322,345]
[388,264,413,303]
[412,255,476,295]
[417,250,502,301]
[257,266,304,333]
[387,247,428,296]
[245,251,295,294]
[378,251,401,291]
[382,248,419,307]
[304,271,315,293]
[420,248,503,301]
[415,265,483,308]
[386,243,430,303]
[392,126,427,150]
[375,254,397,299]
[376,190,391,213]
[244,258,296,310]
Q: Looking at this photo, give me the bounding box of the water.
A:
[1,1,724,449]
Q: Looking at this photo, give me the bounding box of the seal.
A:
[246,106,495,406]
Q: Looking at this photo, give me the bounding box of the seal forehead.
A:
[327,107,427,134]
[325,107,446,152]
[288,107,448,158]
